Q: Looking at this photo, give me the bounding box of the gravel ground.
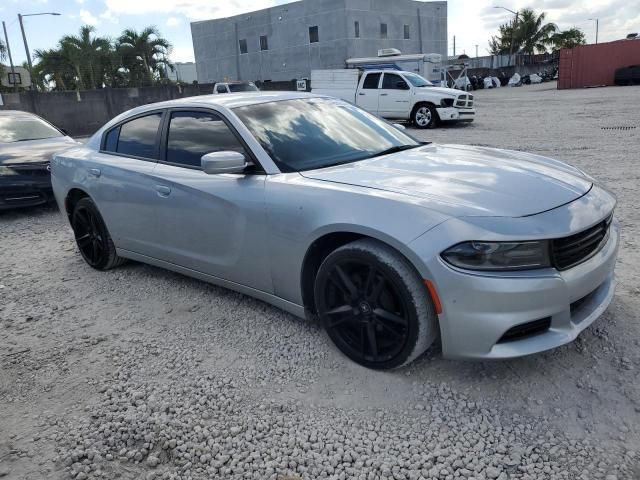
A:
[1,82,639,480]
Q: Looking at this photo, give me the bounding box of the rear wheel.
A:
[412,104,437,129]
[314,239,438,369]
[71,197,125,270]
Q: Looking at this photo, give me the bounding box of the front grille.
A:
[7,163,50,177]
[551,215,612,270]
[455,94,473,108]
[497,317,551,343]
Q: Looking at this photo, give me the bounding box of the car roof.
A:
[0,110,41,118]
[124,91,324,114]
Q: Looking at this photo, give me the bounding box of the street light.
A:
[18,12,61,90]
[588,18,599,44]
[494,6,519,67]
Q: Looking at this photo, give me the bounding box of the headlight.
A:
[0,166,17,176]
[440,98,455,107]
[441,241,551,271]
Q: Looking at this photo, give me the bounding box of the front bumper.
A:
[436,107,475,122]
[0,174,53,210]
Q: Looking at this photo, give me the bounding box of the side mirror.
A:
[392,123,406,130]
[201,151,248,174]
[397,81,409,90]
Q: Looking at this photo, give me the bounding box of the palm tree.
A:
[0,39,7,61]
[551,28,586,50]
[117,27,171,87]
[60,25,113,90]
[514,9,558,55]
[33,48,76,91]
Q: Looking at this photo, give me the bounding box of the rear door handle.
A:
[155,185,171,197]
[88,168,101,177]
[380,93,389,96]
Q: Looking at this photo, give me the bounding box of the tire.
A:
[314,239,438,369]
[71,197,125,271]
[412,104,438,129]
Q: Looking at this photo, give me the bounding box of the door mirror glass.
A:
[201,151,247,174]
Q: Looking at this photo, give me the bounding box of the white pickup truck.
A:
[311,69,475,128]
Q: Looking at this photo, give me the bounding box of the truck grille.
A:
[455,94,473,108]
[551,215,613,270]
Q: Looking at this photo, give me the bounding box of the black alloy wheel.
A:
[315,239,437,369]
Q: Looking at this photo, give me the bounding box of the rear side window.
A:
[362,73,381,89]
[216,85,227,93]
[166,111,247,168]
[115,113,162,159]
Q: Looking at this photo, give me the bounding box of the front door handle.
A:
[380,93,389,96]
[155,185,171,197]
[358,92,366,96]
[88,168,101,177]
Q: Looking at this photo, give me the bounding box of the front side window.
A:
[260,35,268,51]
[403,72,434,87]
[0,115,62,143]
[166,111,247,168]
[309,26,319,43]
[115,113,162,159]
[233,98,419,172]
[362,72,381,89]
[382,73,408,90]
[239,39,248,54]
[380,23,387,39]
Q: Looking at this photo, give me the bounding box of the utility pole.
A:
[453,35,456,57]
[17,12,61,90]
[475,44,479,58]
[2,21,18,92]
[589,18,599,44]
[495,6,519,67]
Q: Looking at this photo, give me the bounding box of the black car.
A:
[614,65,640,86]
[0,111,77,210]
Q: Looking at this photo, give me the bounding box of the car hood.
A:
[300,144,593,218]
[417,86,461,97]
[0,136,78,166]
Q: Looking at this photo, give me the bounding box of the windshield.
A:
[228,83,259,92]
[233,98,420,172]
[403,72,433,87]
[0,116,63,143]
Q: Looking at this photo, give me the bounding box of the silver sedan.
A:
[51,92,619,369]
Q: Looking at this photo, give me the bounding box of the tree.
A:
[117,27,172,87]
[33,47,76,91]
[0,39,7,61]
[60,25,113,90]
[551,28,586,50]
[488,8,558,56]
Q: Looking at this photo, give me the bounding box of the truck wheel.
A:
[413,104,437,129]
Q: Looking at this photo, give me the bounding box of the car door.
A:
[357,72,381,114]
[89,111,164,255]
[378,73,412,118]
[149,109,272,293]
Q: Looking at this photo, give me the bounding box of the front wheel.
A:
[71,197,125,271]
[412,104,438,129]
[314,239,438,369]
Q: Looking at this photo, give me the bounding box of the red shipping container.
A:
[558,39,640,89]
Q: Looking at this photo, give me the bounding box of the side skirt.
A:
[116,248,307,319]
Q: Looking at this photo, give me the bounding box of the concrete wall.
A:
[0,84,215,137]
[191,0,447,83]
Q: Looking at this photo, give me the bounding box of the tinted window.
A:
[234,98,419,172]
[309,26,319,43]
[354,21,360,38]
[382,73,407,90]
[380,23,387,39]
[216,84,227,93]
[166,111,246,168]
[116,113,162,159]
[228,83,259,92]
[104,126,120,152]
[239,39,248,54]
[260,35,268,51]
[404,24,410,39]
[0,115,62,143]
[362,73,381,89]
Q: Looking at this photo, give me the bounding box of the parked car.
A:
[0,110,77,210]
[213,81,260,94]
[614,65,640,86]
[51,93,619,369]
[311,69,474,128]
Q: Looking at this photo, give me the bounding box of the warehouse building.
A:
[190,0,447,83]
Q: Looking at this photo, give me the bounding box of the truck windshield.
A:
[403,73,433,87]
[233,98,420,172]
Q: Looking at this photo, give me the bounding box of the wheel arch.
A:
[65,188,91,220]
[299,226,428,316]
[411,101,440,122]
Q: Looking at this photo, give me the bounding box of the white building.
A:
[168,62,198,84]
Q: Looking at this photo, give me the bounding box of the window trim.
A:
[259,35,269,51]
[158,107,265,174]
[239,38,248,54]
[309,25,319,43]
[99,109,166,163]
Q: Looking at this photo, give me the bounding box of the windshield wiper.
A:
[371,144,421,158]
